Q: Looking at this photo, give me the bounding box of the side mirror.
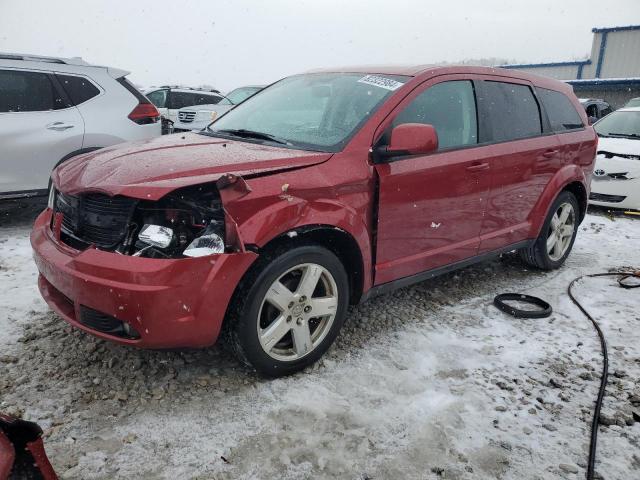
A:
[375,123,438,162]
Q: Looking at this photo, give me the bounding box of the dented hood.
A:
[53,133,332,200]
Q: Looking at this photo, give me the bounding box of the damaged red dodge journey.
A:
[32,66,597,376]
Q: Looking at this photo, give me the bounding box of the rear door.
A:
[0,68,84,194]
[374,76,491,284]
[476,78,560,253]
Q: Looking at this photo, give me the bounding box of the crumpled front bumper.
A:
[30,209,257,348]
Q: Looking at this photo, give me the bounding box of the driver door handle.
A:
[46,122,75,131]
[466,162,490,172]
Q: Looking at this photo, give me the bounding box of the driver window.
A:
[393,80,478,150]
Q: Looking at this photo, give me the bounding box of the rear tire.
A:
[225,244,349,377]
[519,191,579,270]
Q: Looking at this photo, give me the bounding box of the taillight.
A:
[128,103,160,124]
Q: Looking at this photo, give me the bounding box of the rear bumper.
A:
[31,209,257,348]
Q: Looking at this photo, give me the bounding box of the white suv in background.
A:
[144,87,223,126]
[0,53,161,199]
[172,85,263,132]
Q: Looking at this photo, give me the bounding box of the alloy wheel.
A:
[546,202,576,261]
[257,263,339,361]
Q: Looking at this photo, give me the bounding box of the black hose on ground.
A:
[567,270,640,480]
[495,269,640,480]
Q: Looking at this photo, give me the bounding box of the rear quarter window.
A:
[536,87,584,132]
[481,81,542,142]
[56,74,100,105]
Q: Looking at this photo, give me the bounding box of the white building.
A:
[502,25,640,108]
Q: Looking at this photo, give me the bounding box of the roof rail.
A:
[155,85,221,93]
[0,52,90,66]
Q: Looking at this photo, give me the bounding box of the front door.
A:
[374,78,491,285]
[0,69,84,194]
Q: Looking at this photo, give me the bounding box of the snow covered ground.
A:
[1,199,639,479]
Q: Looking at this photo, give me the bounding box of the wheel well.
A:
[562,181,587,222]
[255,226,365,305]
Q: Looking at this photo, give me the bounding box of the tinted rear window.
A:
[536,87,584,132]
[169,92,221,109]
[0,69,67,112]
[57,74,100,105]
[482,81,542,142]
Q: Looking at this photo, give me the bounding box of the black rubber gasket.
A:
[493,293,552,319]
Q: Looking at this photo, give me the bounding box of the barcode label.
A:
[357,75,405,91]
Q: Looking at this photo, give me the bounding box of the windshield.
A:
[203,73,409,151]
[625,98,640,108]
[220,86,262,105]
[594,110,640,138]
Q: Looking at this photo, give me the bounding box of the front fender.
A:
[218,173,374,292]
[529,164,588,237]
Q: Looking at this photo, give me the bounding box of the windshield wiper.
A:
[606,132,640,139]
[210,128,289,145]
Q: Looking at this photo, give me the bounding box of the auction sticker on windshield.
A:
[357,75,404,91]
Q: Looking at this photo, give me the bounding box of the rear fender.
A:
[529,164,588,237]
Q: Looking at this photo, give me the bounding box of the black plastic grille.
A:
[54,191,137,249]
[80,306,124,335]
[589,192,626,203]
[79,306,139,339]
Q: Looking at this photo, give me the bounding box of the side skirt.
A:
[360,240,533,303]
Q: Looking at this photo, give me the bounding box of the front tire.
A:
[519,191,579,270]
[226,245,349,377]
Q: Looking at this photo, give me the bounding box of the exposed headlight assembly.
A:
[183,224,225,257]
[47,186,56,209]
[128,184,226,258]
[138,224,174,248]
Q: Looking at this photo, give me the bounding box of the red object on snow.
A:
[0,414,57,480]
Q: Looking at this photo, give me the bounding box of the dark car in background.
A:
[579,97,612,124]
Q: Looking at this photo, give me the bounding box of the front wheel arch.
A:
[249,225,365,305]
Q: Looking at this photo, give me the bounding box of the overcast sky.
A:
[1,0,639,91]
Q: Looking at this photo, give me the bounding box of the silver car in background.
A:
[0,53,161,198]
[172,85,263,132]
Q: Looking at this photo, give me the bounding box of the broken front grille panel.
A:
[54,191,137,250]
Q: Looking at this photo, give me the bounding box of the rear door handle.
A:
[541,149,558,158]
[46,122,75,131]
[466,162,490,172]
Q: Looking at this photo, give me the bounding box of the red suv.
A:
[32,66,596,376]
